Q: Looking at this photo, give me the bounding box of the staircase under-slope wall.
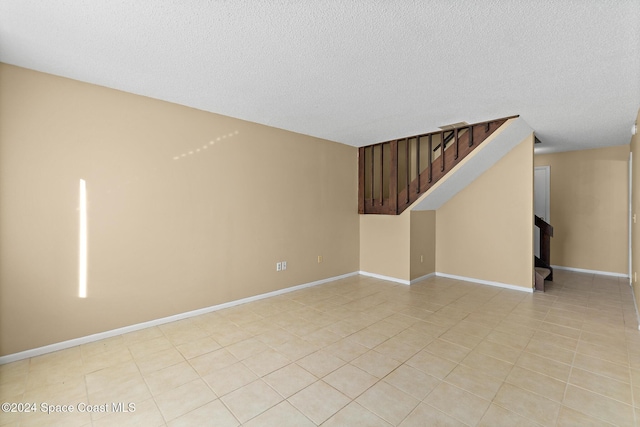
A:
[358,117,537,289]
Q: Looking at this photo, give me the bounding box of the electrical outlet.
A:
[282,261,287,270]
[317,255,323,263]
[635,272,637,283]
[276,262,282,272]
[420,255,424,263]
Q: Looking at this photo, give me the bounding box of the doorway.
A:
[534,166,550,258]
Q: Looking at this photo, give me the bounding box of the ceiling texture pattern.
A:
[1,0,638,152]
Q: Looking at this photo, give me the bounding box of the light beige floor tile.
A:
[572,353,630,383]
[383,364,440,400]
[373,337,420,362]
[556,405,616,426]
[225,337,269,360]
[486,330,531,350]
[444,364,503,401]
[253,328,298,347]
[263,363,316,398]
[423,381,490,426]
[142,360,199,396]
[351,350,402,378]
[188,348,238,377]
[9,271,639,427]
[506,365,567,402]
[324,338,370,362]
[81,346,133,374]
[135,347,185,375]
[93,398,164,427]
[323,364,378,399]
[398,403,466,427]
[356,381,420,425]
[569,367,632,404]
[167,399,238,427]
[128,336,173,360]
[241,348,291,377]
[84,360,140,393]
[296,350,345,377]
[302,327,342,347]
[201,362,258,397]
[493,383,561,426]
[406,349,456,379]
[324,401,392,427]
[288,381,350,424]
[438,329,484,349]
[154,379,216,422]
[516,351,572,382]
[346,329,389,349]
[243,401,314,427]
[474,339,521,364]
[175,336,221,359]
[0,375,26,401]
[460,350,513,380]
[25,364,85,391]
[424,339,472,363]
[209,324,253,347]
[477,403,541,427]
[524,337,575,365]
[87,374,151,409]
[29,347,83,372]
[576,340,629,366]
[220,379,283,424]
[563,384,635,426]
[274,338,319,361]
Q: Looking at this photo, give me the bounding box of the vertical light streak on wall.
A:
[79,179,88,298]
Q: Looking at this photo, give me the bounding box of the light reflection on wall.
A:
[78,179,88,298]
[173,130,239,160]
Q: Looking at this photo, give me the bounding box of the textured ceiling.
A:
[0,1,638,152]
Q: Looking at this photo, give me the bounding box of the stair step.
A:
[535,267,551,280]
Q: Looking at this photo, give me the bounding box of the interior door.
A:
[534,166,550,258]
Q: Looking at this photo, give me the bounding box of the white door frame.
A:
[629,152,633,285]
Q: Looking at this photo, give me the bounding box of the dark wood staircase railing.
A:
[535,215,554,291]
[358,115,519,215]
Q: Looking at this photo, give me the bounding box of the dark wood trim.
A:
[358,147,365,214]
[358,115,519,215]
[389,140,398,214]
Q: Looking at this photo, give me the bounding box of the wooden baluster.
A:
[454,128,459,160]
[428,134,432,183]
[468,124,474,147]
[370,146,374,206]
[416,136,420,193]
[379,144,384,206]
[390,140,398,214]
[405,139,410,204]
[440,131,445,172]
[358,147,365,213]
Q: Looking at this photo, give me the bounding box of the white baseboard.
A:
[411,272,436,284]
[358,271,410,285]
[435,272,534,293]
[0,271,358,365]
[551,265,629,278]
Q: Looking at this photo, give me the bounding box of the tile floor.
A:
[1,270,640,426]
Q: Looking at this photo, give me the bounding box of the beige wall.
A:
[359,214,410,281]
[535,145,629,274]
[410,210,436,280]
[0,64,359,356]
[629,109,640,311]
[436,135,534,289]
